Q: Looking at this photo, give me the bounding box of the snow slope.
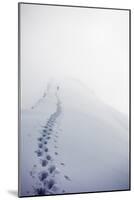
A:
[19,78,129,196]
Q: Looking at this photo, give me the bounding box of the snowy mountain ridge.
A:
[20,78,129,196]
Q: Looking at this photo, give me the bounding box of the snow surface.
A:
[19,79,129,196]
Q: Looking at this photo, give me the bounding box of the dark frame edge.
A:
[19,189,131,198]
[18,2,21,198]
[18,2,130,11]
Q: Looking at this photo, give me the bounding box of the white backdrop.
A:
[0,0,133,199]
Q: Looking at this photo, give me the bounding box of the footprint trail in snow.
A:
[29,87,71,195]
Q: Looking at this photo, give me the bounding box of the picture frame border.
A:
[18,2,131,197]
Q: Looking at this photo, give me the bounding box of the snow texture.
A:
[19,79,129,196]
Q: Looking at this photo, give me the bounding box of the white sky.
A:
[20,4,129,114]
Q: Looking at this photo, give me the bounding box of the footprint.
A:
[44,147,48,152]
[64,175,71,181]
[46,155,51,160]
[38,143,43,148]
[35,150,43,157]
[40,159,48,167]
[38,137,43,142]
[48,165,56,174]
[47,179,55,190]
[35,187,46,195]
[38,171,48,181]
[60,163,65,166]
[44,141,47,145]
[55,152,58,155]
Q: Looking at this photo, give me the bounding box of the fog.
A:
[20,4,129,114]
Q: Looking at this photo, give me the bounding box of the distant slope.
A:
[20,78,129,196]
